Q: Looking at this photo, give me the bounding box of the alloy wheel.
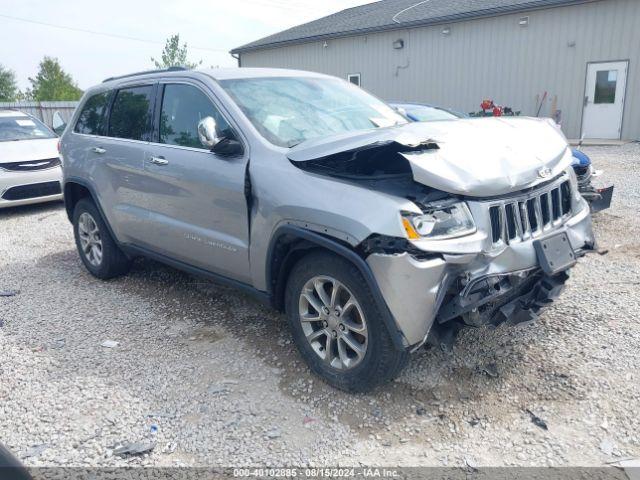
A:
[77,212,103,267]
[298,276,368,370]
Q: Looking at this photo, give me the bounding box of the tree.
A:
[0,64,19,101]
[28,57,83,101]
[151,34,202,70]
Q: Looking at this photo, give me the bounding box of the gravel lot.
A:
[1,144,639,469]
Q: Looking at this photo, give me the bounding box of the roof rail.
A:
[102,66,188,83]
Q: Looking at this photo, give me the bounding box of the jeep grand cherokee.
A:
[60,68,595,392]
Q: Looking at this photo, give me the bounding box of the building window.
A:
[347,73,361,87]
[594,70,618,104]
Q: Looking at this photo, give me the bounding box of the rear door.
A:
[86,83,157,244]
[141,81,251,282]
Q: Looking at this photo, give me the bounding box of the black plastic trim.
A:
[102,67,187,83]
[121,244,271,305]
[63,177,120,244]
[266,225,409,350]
[0,157,61,172]
[2,181,61,201]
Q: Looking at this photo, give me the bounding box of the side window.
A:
[159,84,231,149]
[108,85,154,141]
[74,92,109,135]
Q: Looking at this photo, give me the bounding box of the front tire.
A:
[73,198,131,279]
[285,251,409,392]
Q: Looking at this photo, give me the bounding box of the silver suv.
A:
[60,68,596,392]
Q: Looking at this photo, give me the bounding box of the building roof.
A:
[231,0,592,54]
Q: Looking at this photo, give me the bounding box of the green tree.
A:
[152,34,202,69]
[28,56,83,101]
[0,64,19,101]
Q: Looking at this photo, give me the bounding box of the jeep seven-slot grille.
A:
[0,157,61,172]
[489,180,572,245]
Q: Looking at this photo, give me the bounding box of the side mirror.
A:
[197,116,221,149]
[52,111,67,135]
[212,138,244,157]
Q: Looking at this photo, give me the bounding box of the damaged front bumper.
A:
[366,179,596,349]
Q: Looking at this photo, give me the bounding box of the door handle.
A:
[91,147,106,154]
[149,156,168,166]
[584,96,589,107]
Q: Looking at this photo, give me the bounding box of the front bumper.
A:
[366,199,595,348]
[0,167,63,209]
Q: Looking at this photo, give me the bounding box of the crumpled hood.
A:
[288,117,572,197]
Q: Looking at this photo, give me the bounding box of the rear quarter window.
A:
[108,85,154,141]
[74,92,110,135]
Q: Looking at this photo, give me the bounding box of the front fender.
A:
[265,225,409,351]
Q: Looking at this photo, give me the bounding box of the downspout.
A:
[231,52,241,67]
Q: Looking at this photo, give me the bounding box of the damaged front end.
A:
[289,118,596,351]
[431,269,570,351]
[366,169,595,350]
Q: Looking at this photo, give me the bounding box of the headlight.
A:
[402,201,476,240]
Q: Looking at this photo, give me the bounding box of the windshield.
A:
[220,77,407,147]
[0,115,56,142]
[402,105,460,122]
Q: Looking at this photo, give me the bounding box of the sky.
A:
[0,0,373,91]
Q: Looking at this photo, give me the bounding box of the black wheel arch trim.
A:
[63,177,121,249]
[266,225,409,351]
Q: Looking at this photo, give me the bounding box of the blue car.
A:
[391,102,613,212]
[570,148,614,212]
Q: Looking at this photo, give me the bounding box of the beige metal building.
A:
[232,0,640,140]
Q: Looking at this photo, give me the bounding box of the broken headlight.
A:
[402,201,476,240]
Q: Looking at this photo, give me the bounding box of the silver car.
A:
[0,110,62,208]
[60,68,595,392]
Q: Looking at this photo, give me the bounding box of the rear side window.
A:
[159,84,231,149]
[108,85,154,141]
[74,92,110,135]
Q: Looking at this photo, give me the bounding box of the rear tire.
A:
[285,251,409,393]
[73,198,131,279]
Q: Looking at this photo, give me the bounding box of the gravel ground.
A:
[1,144,639,468]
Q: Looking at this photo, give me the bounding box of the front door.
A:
[140,82,251,283]
[582,61,628,140]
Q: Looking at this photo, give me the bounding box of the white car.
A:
[0,109,63,208]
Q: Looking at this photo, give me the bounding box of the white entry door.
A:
[582,61,628,139]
